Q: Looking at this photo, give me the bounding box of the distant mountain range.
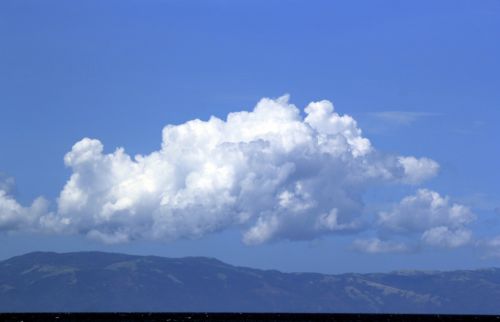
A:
[0,251,499,313]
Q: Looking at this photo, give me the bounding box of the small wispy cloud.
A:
[0,173,15,195]
[452,120,486,135]
[351,238,410,254]
[368,111,440,126]
[455,193,500,213]
[477,236,500,259]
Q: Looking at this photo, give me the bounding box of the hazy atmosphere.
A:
[1,0,499,274]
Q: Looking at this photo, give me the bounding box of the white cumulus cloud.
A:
[378,189,475,248]
[398,157,439,185]
[0,190,51,233]
[1,96,441,245]
[421,226,472,248]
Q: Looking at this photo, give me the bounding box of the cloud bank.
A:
[0,95,454,247]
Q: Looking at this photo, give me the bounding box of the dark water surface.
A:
[0,313,499,322]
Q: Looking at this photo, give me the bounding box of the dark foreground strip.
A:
[0,313,499,322]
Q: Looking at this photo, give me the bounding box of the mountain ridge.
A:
[1,251,499,313]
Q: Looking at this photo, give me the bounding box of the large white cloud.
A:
[1,96,441,244]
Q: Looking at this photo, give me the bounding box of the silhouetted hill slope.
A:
[0,251,499,313]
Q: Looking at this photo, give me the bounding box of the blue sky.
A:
[0,0,499,274]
